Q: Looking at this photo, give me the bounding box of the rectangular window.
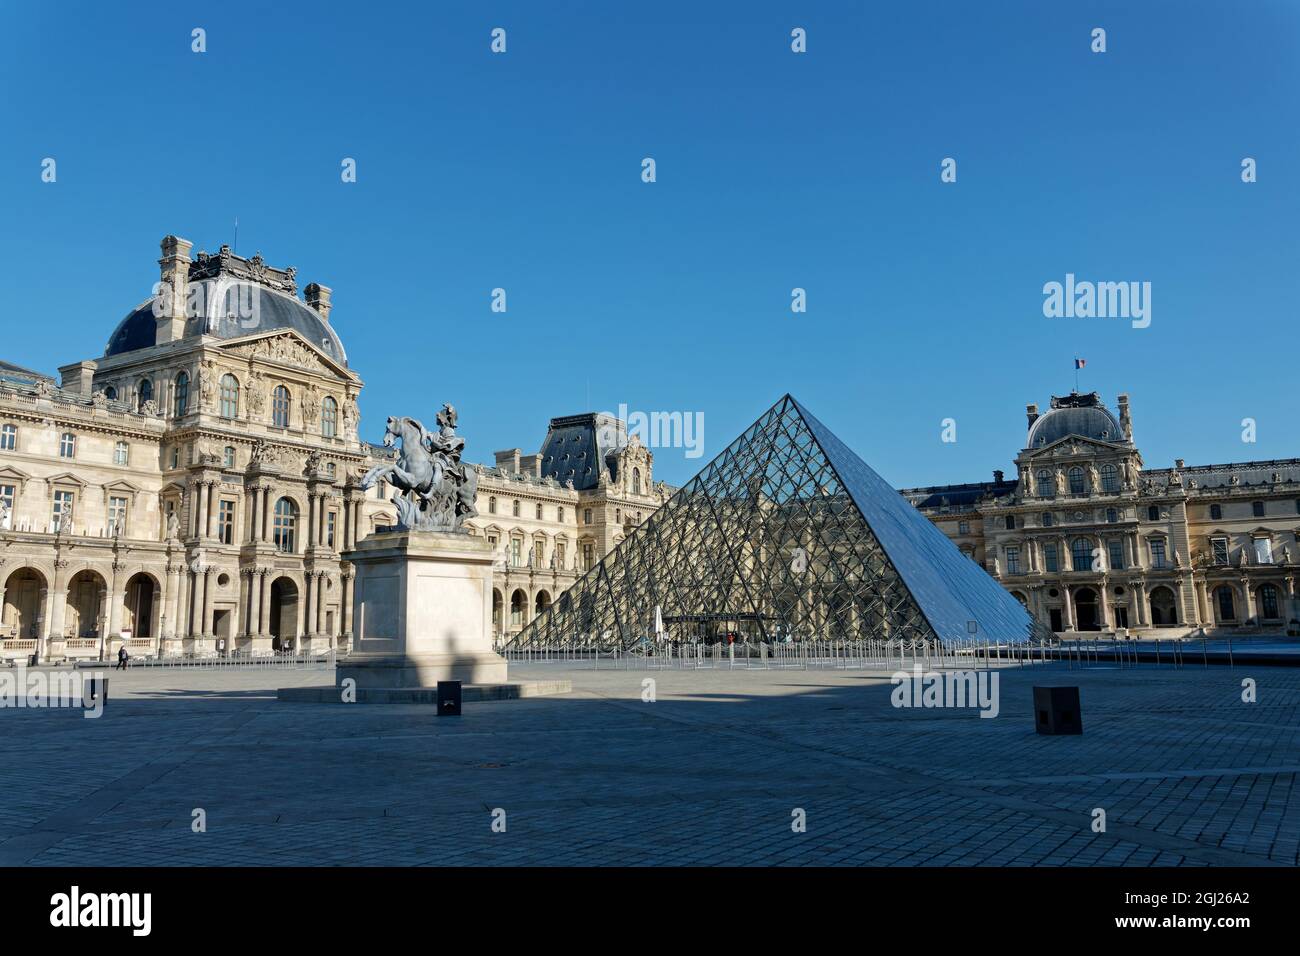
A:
[1107,539,1124,571]
[584,508,592,525]
[558,507,565,523]
[1254,537,1273,565]
[218,500,235,545]
[555,542,566,568]
[114,441,129,466]
[108,496,128,537]
[511,539,522,567]
[534,541,544,567]
[59,433,75,458]
[0,484,14,529]
[535,503,543,520]
[1150,538,1167,569]
[327,512,337,549]
[1211,538,1229,566]
[0,424,15,451]
[1043,543,1058,573]
[582,543,594,570]
[958,520,970,535]
[52,490,74,533]
[1005,546,1021,575]
[487,534,498,548]
[1253,501,1265,518]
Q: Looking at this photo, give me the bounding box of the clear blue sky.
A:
[2,1,1296,487]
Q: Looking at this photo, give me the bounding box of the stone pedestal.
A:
[337,531,508,689]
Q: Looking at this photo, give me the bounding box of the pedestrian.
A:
[116,645,129,671]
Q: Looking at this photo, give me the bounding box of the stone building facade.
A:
[0,235,669,662]
[904,391,1300,636]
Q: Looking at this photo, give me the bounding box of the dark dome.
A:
[1028,398,1123,447]
[106,279,347,366]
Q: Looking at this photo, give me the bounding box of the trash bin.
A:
[1034,686,1082,735]
[437,680,462,717]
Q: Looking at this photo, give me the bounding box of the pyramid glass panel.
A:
[510,395,1045,649]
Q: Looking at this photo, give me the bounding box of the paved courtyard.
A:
[1,659,1298,866]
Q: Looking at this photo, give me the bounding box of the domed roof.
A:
[1027,393,1123,447]
[105,245,347,366]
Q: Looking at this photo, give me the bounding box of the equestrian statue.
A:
[360,403,479,533]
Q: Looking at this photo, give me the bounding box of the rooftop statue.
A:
[361,403,479,533]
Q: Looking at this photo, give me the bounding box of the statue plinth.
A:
[337,531,507,688]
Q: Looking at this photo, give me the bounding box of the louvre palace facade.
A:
[904,392,1300,636]
[3,235,1296,664]
[0,235,670,662]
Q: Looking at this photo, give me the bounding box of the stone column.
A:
[106,560,125,638]
[1062,586,1075,630]
[258,570,273,637]
[341,572,353,649]
[1133,582,1147,627]
[1097,581,1111,630]
[205,482,216,539]
[201,568,214,639]
[319,495,328,547]
[316,573,327,636]
[303,572,315,639]
[47,561,69,646]
[247,490,258,544]
[1242,578,1256,622]
[259,487,270,542]
[186,569,198,637]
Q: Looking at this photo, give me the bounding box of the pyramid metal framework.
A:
[510,395,1046,650]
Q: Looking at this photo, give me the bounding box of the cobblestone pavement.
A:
[1,660,1297,866]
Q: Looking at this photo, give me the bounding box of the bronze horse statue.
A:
[360,405,478,532]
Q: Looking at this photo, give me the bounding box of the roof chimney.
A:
[304,282,333,323]
[1026,403,1039,429]
[155,235,193,345]
[495,448,521,473]
[993,469,1005,484]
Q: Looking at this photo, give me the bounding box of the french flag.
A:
[1074,358,1086,370]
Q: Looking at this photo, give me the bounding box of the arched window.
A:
[173,371,190,417]
[1068,466,1085,495]
[103,386,117,401]
[1071,537,1093,571]
[632,467,642,495]
[321,396,338,438]
[488,496,497,514]
[1099,463,1118,492]
[510,589,526,626]
[272,386,291,428]
[1036,469,1053,497]
[137,378,153,411]
[273,498,297,553]
[219,374,240,418]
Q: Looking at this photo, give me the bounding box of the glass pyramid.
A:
[511,395,1046,649]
